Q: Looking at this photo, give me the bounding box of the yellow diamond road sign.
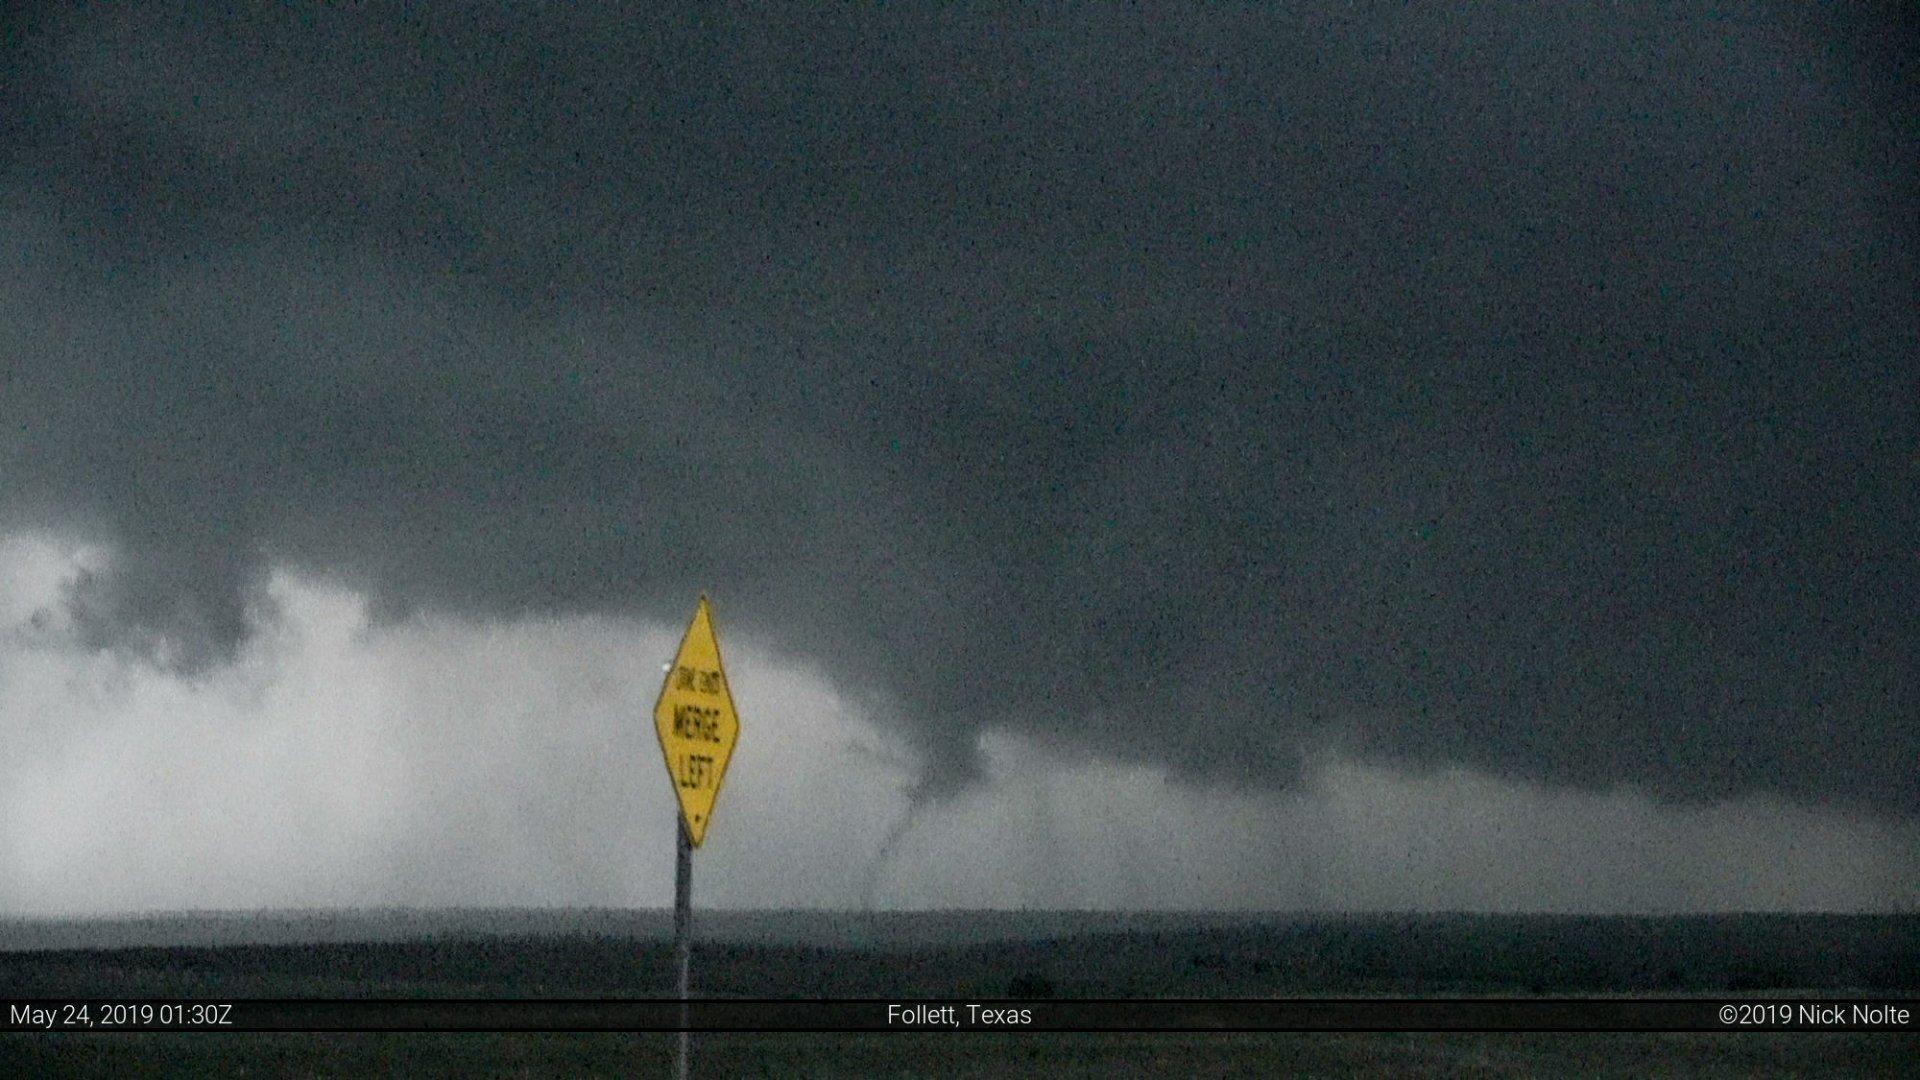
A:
[653,595,740,847]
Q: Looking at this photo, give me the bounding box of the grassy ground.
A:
[2,914,1914,1077]
[4,1030,1918,1079]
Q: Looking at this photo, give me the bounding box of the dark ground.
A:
[2,913,1915,1077]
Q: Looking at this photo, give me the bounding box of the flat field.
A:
[2,912,1914,1077]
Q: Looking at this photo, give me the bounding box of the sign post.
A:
[653,595,741,1080]
[673,814,692,1080]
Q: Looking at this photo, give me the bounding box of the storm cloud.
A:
[4,5,1914,823]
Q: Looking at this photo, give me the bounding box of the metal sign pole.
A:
[674,813,693,1080]
[655,596,738,1080]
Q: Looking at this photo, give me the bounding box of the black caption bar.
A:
[5,1000,1916,1033]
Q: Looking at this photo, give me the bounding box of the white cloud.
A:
[1,532,1915,916]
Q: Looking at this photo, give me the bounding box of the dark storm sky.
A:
[3,5,1914,818]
